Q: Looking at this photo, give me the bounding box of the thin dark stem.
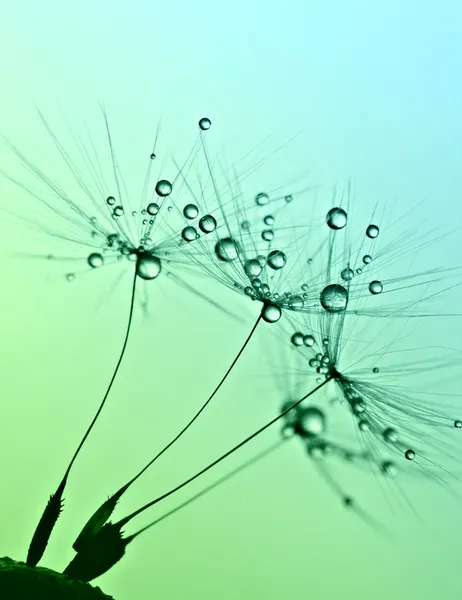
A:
[124,309,263,488]
[117,376,332,527]
[127,439,285,541]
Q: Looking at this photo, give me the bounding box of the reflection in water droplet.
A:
[261,303,282,323]
[326,207,347,229]
[288,295,304,310]
[198,214,217,233]
[155,179,172,197]
[136,252,162,280]
[244,259,262,278]
[88,253,104,268]
[267,250,286,270]
[320,284,348,312]
[182,226,197,242]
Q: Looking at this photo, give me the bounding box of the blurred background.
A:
[0,1,462,598]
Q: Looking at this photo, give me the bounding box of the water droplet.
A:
[261,303,282,323]
[351,398,365,414]
[107,233,119,247]
[383,427,398,443]
[284,194,293,203]
[87,253,104,268]
[356,268,362,274]
[267,250,286,270]
[182,226,197,242]
[66,273,75,282]
[362,254,372,264]
[326,207,347,230]
[264,215,274,226]
[241,220,250,230]
[113,205,124,217]
[244,259,262,278]
[320,284,348,312]
[303,334,315,346]
[291,332,304,346]
[373,367,379,373]
[150,152,156,160]
[405,449,415,460]
[454,420,462,428]
[136,252,162,280]
[381,461,398,477]
[255,192,269,206]
[341,267,354,281]
[215,237,240,262]
[366,224,379,238]
[147,202,160,216]
[199,117,211,130]
[183,203,199,219]
[288,295,304,311]
[358,420,369,431]
[198,214,217,233]
[299,406,325,435]
[155,179,172,197]
[262,229,274,241]
[132,210,137,217]
[369,280,383,294]
[106,195,116,206]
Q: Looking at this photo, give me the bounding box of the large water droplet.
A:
[147,202,160,216]
[155,179,172,197]
[303,334,315,346]
[88,253,104,268]
[369,280,383,294]
[183,203,199,219]
[199,117,211,130]
[261,303,282,323]
[291,332,304,346]
[366,224,379,238]
[267,250,286,270]
[244,259,262,278]
[288,295,304,311]
[299,406,325,435]
[255,192,269,206]
[320,284,348,312]
[136,252,162,280]
[215,237,240,262]
[326,207,347,229]
[182,226,197,242]
[198,214,217,233]
[341,267,354,281]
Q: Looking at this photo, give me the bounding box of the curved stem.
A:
[118,376,332,527]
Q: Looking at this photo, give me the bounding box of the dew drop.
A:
[299,406,325,435]
[183,203,199,219]
[262,229,274,241]
[106,195,116,206]
[326,207,347,230]
[261,303,282,323]
[182,226,197,242]
[113,205,124,217]
[244,259,262,278]
[284,194,293,203]
[405,449,415,460]
[215,237,240,262]
[264,215,274,226]
[66,273,75,282]
[369,280,383,294]
[291,332,304,346]
[366,224,379,238]
[255,192,269,206]
[155,179,172,197]
[362,254,372,264]
[147,202,160,216]
[136,252,162,280]
[267,250,286,270]
[341,267,354,281]
[198,214,217,233]
[199,117,211,130]
[383,427,398,443]
[241,220,250,230]
[454,420,462,428]
[288,295,304,311]
[372,367,379,373]
[150,152,156,160]
[303,334,315,346]
[87,253,104,268]
[320,284,348,313]
[381,461,398,477]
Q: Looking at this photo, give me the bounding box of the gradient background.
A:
[1,1,462,599]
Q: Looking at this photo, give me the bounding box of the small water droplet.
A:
[366,224,379,238]
[244,259,262,278]
[215,237,240,262]
[326,207,347,230]
[262,229,274,241]
[113,205,124,217]
[267,250,286,270]
[383,427,398,443]
[284,194,293,203]
[183,203,199,219]
[199,117,211,130]
[369,280,383,294]
[198,214,217,233]
[381,461,398,477]
[66,273,75,282]
[106,195,116,206]
[255,192,269,206]
[182,226,197,242]
[320,284,348,312]
[155,179,172,197]
[303,334,315,346]
[150,152,156,160]
[299,407,325,435]
[454,420,462,428]
[362,254,372,264]
[288,295,304,311]
[264,215,274,226]
[241,220,250,230]
[87,253,104,268]
[147,203,160,216]
[136,252,162,280]
[291,332,304,346]
[405,449,415,460]
[341,267,354,281]
[372,367,379,373]
[261,303,282,323]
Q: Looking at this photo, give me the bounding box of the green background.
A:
[1,1,462,599]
